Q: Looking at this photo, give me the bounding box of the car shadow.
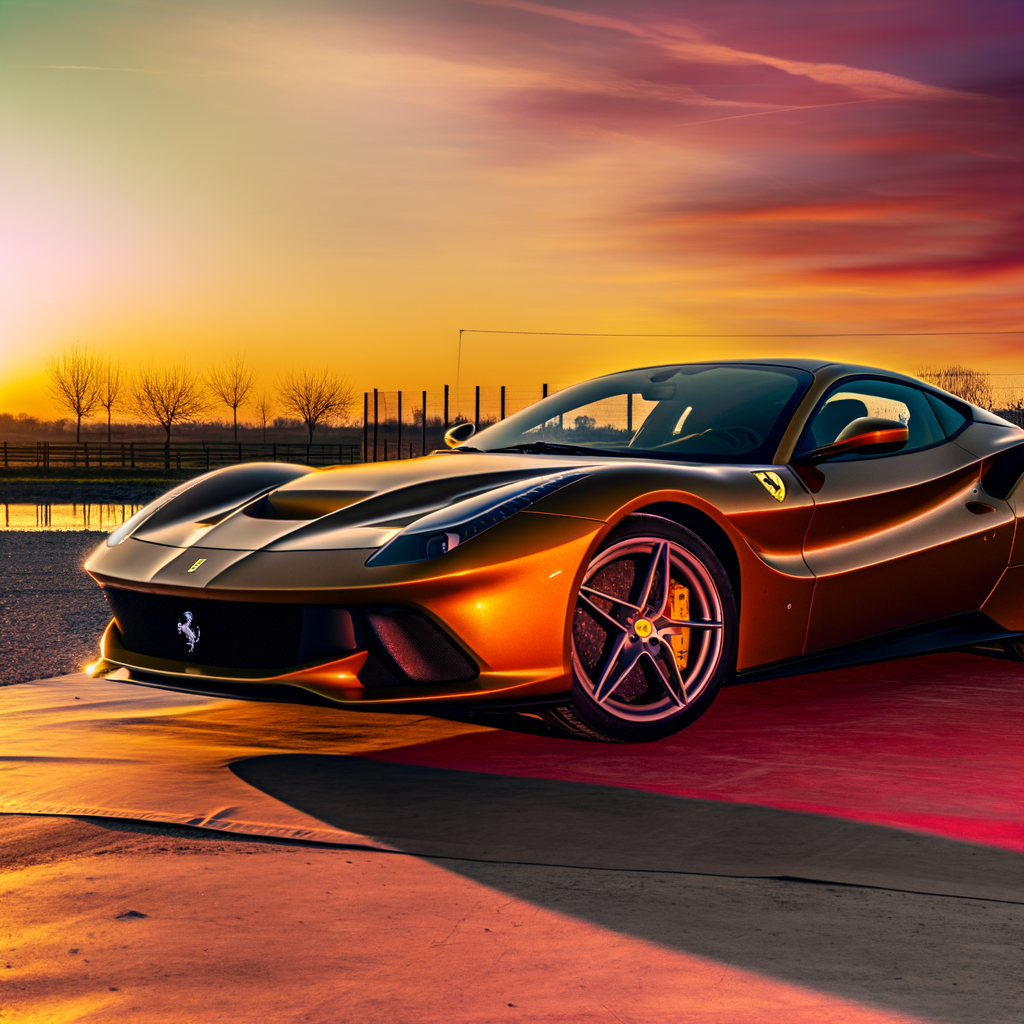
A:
[233,754,1023,1024]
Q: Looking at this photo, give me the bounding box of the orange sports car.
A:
[85,360,1024,741]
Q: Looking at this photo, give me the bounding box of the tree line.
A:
[39,349,1019,447]
[45,345,353,444]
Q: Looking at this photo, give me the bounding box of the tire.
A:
[566,513,737,742]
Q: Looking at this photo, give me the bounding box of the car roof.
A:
[590,358,916,378]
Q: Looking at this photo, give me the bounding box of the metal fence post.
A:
[543,383,548,398]
[373,389,379,463]
[362,392,368,463]
[444,385,449,430]
[397,390,402,459]
[474,386,480,430]
[421,390,427,456]
[500,386,506,420]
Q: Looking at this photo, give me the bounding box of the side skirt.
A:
[731,611,1024,685]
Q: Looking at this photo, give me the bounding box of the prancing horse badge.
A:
[177,610,201,653]
[752,471,786,502]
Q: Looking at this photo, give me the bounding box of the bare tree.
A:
[254,391,274,442]
[277,369,353,443]
[46,343,101,441]
[208,354,257,442]
[97,359,125,442]
[918,365,993,408]
[131,365,210,443]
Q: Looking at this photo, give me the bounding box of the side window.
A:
[799,379,946,459]
[925,392,970,437]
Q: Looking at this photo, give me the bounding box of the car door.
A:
[794,377,1014,652]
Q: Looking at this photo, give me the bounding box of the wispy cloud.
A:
[7,64,164,74]
[470,0,978,101]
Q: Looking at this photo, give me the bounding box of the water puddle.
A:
[1,504,145,532]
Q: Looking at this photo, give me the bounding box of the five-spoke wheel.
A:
[559,514,737,742]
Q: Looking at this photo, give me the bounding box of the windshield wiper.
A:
[487,441,631,457]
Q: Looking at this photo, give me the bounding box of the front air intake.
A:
[364,607,476,683]
[104,588,305,671]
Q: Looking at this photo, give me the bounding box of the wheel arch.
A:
[628,500,742,613]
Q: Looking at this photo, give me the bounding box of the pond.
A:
[1,504,145,532]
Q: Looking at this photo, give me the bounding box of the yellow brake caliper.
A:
[669,582,689,672]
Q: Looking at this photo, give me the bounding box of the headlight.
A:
[366,470,590,566]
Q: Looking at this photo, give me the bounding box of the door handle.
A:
[966,501,997,515]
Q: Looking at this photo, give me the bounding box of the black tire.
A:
[566,513,737,742]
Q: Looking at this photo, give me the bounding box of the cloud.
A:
[6,64,164,74]
[469,0,977,101]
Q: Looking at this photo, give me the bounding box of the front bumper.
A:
[87,511,606,707]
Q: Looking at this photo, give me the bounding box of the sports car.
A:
[85,359,1024,741]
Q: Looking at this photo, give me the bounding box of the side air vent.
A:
[983,441,1024,500]
[364,607,476,683]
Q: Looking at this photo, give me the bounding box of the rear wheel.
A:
[564,514,737,742]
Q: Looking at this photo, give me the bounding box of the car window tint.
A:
[800,379,945,458]
[925,392,970,437]
[474,364,812,464]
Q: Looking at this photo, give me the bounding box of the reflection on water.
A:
[1,504,145,532]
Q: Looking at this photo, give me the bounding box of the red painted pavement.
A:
[372,653,1024,852]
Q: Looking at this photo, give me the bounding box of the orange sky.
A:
[1,0,1021,421]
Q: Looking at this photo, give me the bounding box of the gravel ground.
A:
[0,532,112,685]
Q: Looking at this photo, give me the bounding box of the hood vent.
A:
[245,490,374,520]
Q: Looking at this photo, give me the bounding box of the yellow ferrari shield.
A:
[753,471,786,503]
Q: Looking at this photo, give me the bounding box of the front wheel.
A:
[560,514,737,742]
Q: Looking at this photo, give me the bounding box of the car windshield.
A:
[474,363,812,463]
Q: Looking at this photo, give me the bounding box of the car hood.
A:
[128,452,603,553]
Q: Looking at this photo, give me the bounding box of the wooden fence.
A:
[1,441,362,472]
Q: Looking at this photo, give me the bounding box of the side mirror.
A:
[444,422,476,448]
[795,417,909,464]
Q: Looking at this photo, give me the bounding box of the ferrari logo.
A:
[177,610,200,653]
[634,618,653,638]
[753,471,786,502]
[186,558,207,573]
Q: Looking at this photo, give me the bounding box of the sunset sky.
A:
[1,0,1021,419]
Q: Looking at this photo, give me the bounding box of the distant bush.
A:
[918,365,993,408]
[0,412,69,436]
